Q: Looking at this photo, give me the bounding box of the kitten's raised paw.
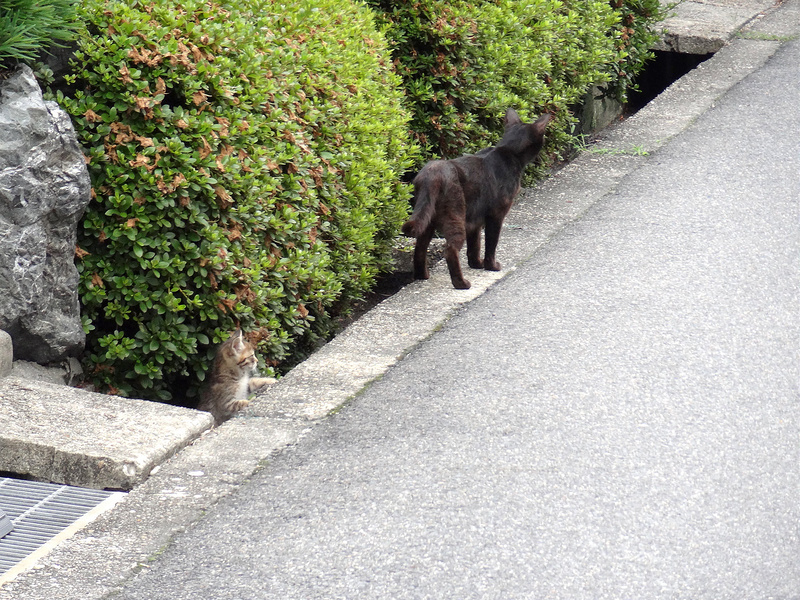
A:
[249,376,277,393]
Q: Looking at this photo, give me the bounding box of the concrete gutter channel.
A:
[0,0,795,596]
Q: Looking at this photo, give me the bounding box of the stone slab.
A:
[656,0,777,53]
[0,378,213,490]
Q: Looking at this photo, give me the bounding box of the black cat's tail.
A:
[402,163,443,237]
[401,192,434,237]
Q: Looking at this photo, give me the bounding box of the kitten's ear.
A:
[504,108,522,127]
[230,329,246,353]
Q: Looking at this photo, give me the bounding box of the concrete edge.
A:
[0,377,214,491]
[0,331,10,378]
[0,23,792,600]
[654,0,778,54]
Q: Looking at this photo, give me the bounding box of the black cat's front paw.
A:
[484,259,502,272]
[413,268,430,280]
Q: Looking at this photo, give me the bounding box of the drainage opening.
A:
[0,476,125,584]
[627,49,715,113]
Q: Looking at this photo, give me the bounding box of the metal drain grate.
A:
[0,510,11,539]
[0,477,125,583]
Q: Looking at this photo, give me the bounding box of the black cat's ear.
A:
[504,108,522,127]
[532,113,552,135]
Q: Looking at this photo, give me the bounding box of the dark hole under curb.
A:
[626,50,715,114]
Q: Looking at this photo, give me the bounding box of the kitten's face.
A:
[220,331,258,377]
[235,344,258,376]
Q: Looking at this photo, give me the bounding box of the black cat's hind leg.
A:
[412,226,435,280]
[466,222,483,269]
[441,218,470,290]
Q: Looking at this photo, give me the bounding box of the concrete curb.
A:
[0,1,796,597]
[656,0,778,54]
[0,378,213,490]
[0,332,10,378]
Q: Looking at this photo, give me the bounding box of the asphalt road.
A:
[116,39,800,599]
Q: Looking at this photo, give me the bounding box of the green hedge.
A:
[367,0,667,164]
[367,0,619,161]
[56,0,417,402]
[0,0,81,68]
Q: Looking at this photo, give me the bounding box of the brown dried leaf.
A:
[217,298,236,312]
[104,142,119,164]
[192,90,208,106]
[226,226,242,241]
[215,116,230,137]
[84,109,102,123]
[136,135,154,148]
[157,173,187,193]
[129,154,151,169]
[189,43,203,63]
[119,66,133,85]
[128,47,162,67]
[110,122,134,143]
[198,136,212,159]
[214,185,232,208]
[234,284,255,304]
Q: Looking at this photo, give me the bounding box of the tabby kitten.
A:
[198,330,276,425]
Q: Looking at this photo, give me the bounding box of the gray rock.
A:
[0,64,91,363]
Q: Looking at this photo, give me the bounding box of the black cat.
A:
[402,109,550,289]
